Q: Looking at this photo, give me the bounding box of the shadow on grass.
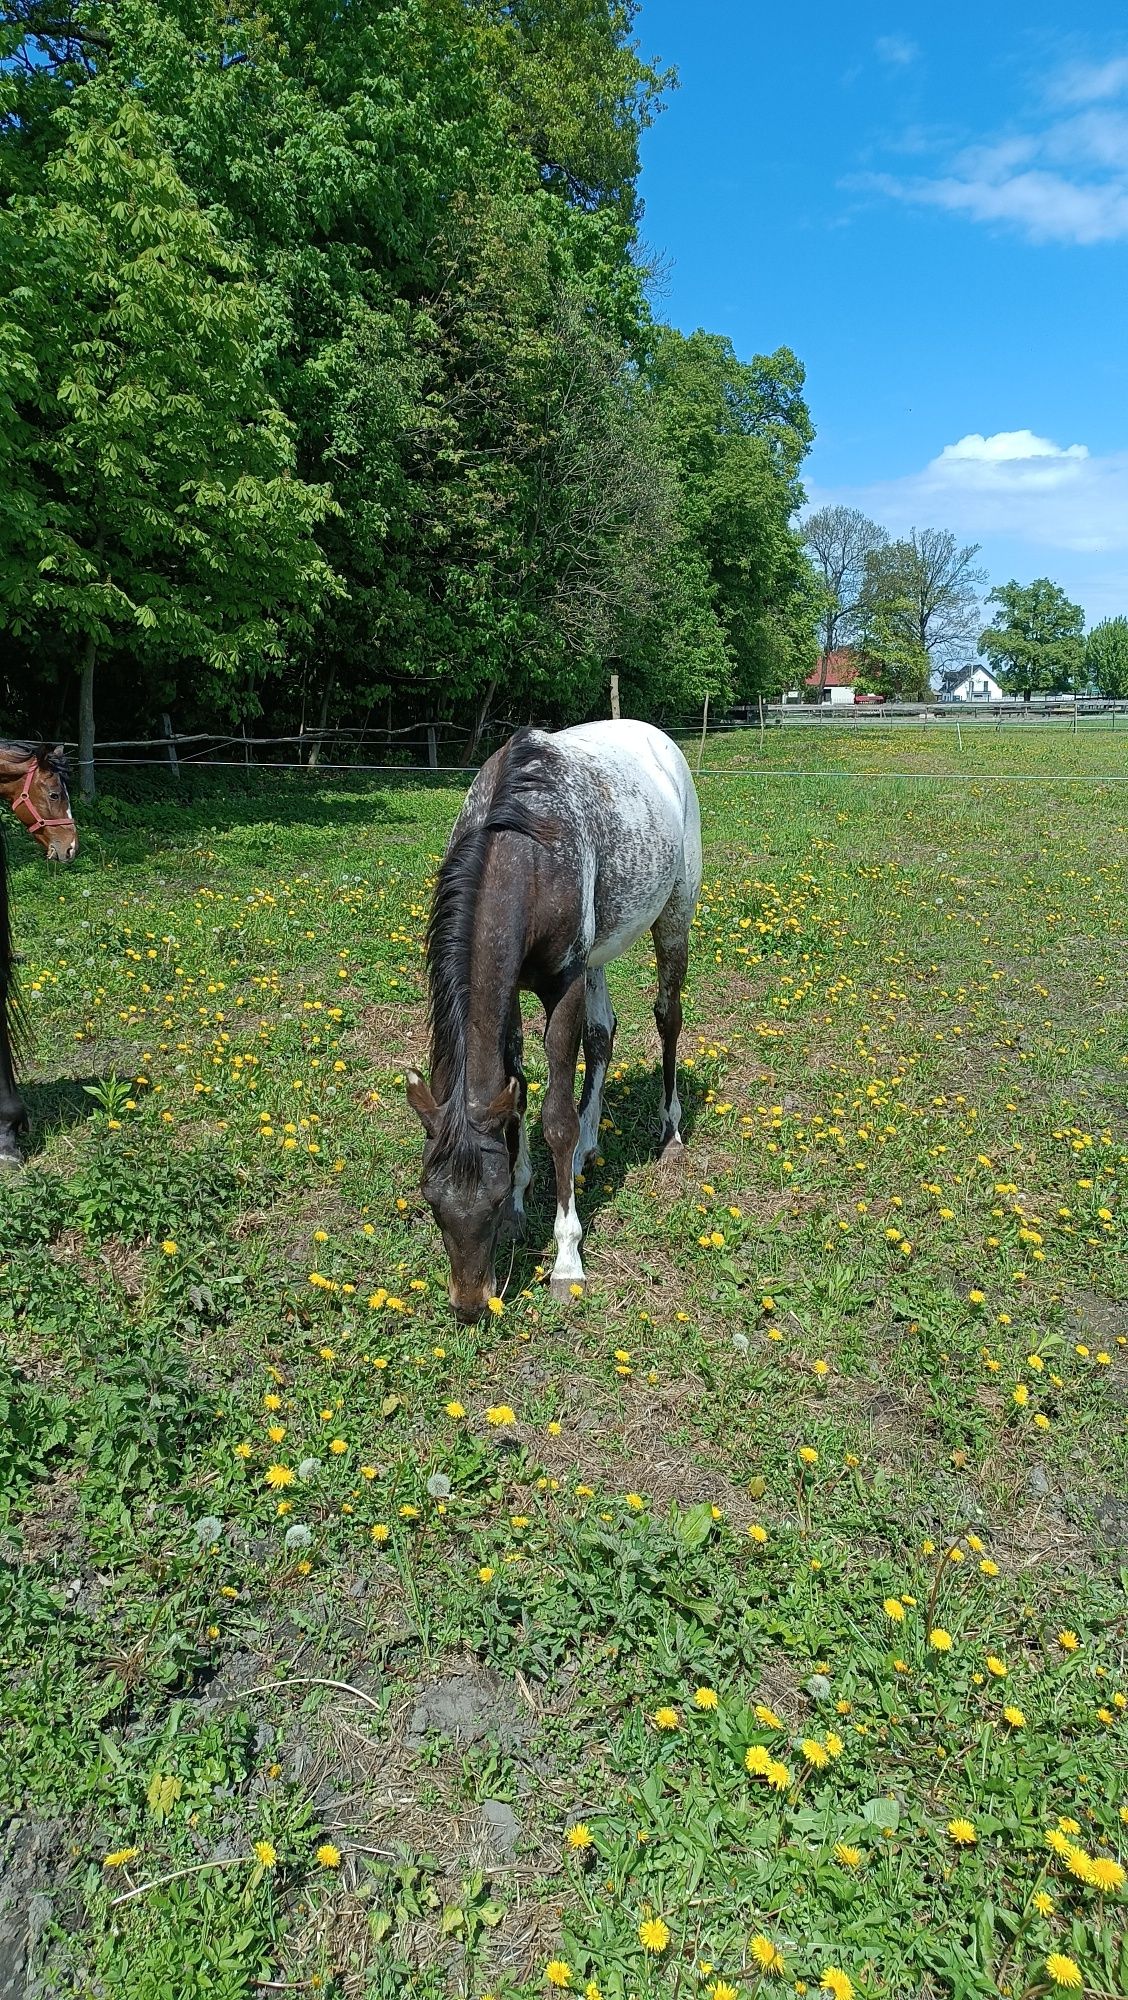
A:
[19,1075,102,1159]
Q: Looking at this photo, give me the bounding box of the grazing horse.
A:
[0,744,78,1165]
[406,719,702,1320]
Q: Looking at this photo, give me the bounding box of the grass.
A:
[0,725,1125,2000]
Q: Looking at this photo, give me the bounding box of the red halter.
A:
[9,761,74,842]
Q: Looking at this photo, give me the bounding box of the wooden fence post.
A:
[697,693,709,773]
[161,713,179,777]
[610,671,621,721]
[427,725,438,770]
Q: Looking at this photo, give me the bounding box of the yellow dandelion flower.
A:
[798,1446,819,1466]
[929,1628,953,1653]
[980,1558,1000,1577]
[103,1847,139,1868]
[545,1961,573,1989]
[803,1738,830,1769]
[1003,1705,1026,1728]
[825,1730,844,1757]
[986,1655,1007,1678]
[750,1935,786,1975]
[834,1843,862,1868]
[883,1597,906,1622]
[1087,1856,1125,1892]
[654,1705,679,1731]
[625,1492,645,1511]
[487,1296,504,1316]
[639,1918,670,1953]
[766,1759,791,1791]
[486,1405,516,1426]
[748,1523,769,1544]
[444,1401,466,1419]
[477,1565,495,1583]
[264,1464,294,1489]
[566,1824,593,1851]
[948,1819,977,1846]
[1045,1828,1072,1857]
[253,1840,278,1867]
[316,1843,341,1868]
[328,1437,347,1455]
[1058,1630,1080,1652]
[1045,1954,1082,1990]
[754,1704,782,1729]
[694,1687,719,1710]
[370,1523,389,1543]
[1032,1891,1054,1916]
[234,1442,252,1460]
[820,1970,854,2000]
[709,1983,740,2000]
[1065,1845,1093,1883]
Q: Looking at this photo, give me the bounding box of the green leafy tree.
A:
[0,89,334,792]
[802,504,888,669]
[978,578,1085,695]
[1084,616,1128,699]
[648,328,817,704]
[860,528,985,673]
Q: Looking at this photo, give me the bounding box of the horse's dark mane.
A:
[426,729,558,1178]
[0,739,69,782]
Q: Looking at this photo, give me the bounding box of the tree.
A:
[802,504,887,671]
[1084,616,1128,699]
[978,579,1085,695]
[0,91,335,793]
[860,527,985,672]
[647,328,818,703]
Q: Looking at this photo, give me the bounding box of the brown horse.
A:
[0,744,78,1165]
[406,721,702,1319]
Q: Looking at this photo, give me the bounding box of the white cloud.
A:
[858,50,1128,243]
[809,430,1128,563]
[1051,55,1128,106]
[875,35,919,68]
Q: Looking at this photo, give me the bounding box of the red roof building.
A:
[806,649,863,702]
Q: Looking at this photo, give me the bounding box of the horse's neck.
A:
[435,840,530,1110]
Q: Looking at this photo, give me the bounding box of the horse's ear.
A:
[482,1077,520,1127]
[34,744,64,768]
[405,1069,439,1135]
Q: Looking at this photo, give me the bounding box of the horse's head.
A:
[405,1071,520,1321]
[10,747,77,863]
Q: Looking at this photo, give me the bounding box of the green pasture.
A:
[0,727,1125,2000]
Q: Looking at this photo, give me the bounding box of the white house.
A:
[939,664,1004,702]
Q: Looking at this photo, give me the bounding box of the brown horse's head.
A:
[405,1070,519,1320]
[9,747,77,863]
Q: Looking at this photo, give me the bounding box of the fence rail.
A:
[28,696,1128,779]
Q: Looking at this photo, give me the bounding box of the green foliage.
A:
[1084,615,1128,698]
[979,578,1086,694]
[860,528,986,672]
[0,1,818,740]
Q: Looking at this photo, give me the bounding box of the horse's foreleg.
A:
[0,1001,25,1169]
[575,966,615,1174]
[504,996,531,1232]
[652,900,690,1156]
[541,972,586,1299]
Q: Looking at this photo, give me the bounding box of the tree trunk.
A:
[78,634,97,802]
[307,663,337,769]
[461,679,497,765]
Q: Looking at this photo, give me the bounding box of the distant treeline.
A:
[0,1,821,792]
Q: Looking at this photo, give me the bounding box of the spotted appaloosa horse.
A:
[0,744,78,1165]
[405,719,702,1320]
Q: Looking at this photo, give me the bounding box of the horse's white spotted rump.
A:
[409,719,702,1314]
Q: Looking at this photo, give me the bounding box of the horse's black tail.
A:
[0,831,29,1068]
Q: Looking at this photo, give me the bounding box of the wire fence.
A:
[34,697,1128,784]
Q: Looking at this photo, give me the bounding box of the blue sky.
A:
[636,3,1128,626]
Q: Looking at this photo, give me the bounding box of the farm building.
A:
[806,649,864,704]
[939,663,1005,702]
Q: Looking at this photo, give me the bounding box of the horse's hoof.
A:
[550,1274,584,1303]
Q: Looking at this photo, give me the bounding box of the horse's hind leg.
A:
[575,967,615,1174]
[652,893,691,1156]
